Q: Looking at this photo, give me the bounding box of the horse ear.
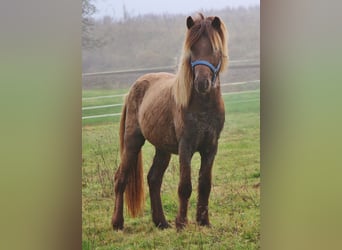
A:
[212,16,221,30]
[186,16,194,29]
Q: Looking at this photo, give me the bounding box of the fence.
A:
[82,60,259,120]
[82,59,259,78]
[82,80,260,120]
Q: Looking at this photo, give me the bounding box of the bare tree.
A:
[82,0,97,49]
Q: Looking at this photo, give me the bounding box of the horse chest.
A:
[183,111,224,148]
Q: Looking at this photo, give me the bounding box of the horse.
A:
[111,13,228,231]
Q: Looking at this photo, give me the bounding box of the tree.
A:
[82,0,97,49]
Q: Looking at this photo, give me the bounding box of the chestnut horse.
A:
[112,13,228,230]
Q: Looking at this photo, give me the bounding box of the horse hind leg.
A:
[147,148,171,229]
[112,169,125,230]
[112,129,145,230]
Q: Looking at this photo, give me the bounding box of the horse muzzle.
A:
[191,60,221,94]
[194,76,211,94]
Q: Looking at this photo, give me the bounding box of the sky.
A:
[93,0,260,20]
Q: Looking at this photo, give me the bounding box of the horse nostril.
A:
[204,79,210,88]
[203,79,211,88]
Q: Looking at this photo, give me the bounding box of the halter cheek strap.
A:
[191,60,221,85]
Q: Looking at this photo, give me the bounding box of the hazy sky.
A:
[93,0,260,19]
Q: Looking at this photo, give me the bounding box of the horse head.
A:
[187,15,226,94]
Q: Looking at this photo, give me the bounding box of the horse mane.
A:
[173,13,229,108]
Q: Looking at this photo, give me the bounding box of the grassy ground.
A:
[82,89,260,249]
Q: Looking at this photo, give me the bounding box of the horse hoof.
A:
[197,217,210,227]
[112,223,124,231]
[175,217,187,231]
[156,222,171,230]
[197,220,211,228]
[112,219,124,231]
[176,223,186,231]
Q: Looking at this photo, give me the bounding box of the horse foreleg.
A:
[176,143,193,230]
[196,145,217,226]
[147,149,171,229]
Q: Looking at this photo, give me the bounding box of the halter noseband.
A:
[191,60,221,85]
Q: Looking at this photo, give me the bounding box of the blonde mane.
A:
[173,13,229,108]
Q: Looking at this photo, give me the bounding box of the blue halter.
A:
[191,60,221,85]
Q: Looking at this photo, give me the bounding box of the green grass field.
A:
[82,88,260,249]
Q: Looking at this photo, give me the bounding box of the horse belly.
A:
[139,109,179,154]
[137,83,179,154]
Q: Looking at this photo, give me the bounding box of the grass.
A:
[82,88,260,249]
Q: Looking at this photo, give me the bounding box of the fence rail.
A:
[82,59,259,78]
[82,93,126,101]
[82,103,123,111]
[82,80,260,120]
[82,80,260,102]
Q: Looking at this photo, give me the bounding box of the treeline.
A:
[82,6,259,73]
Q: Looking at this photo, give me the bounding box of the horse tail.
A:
[119,101,145,217]
[118,102,126,155]
[125,150,144,217]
